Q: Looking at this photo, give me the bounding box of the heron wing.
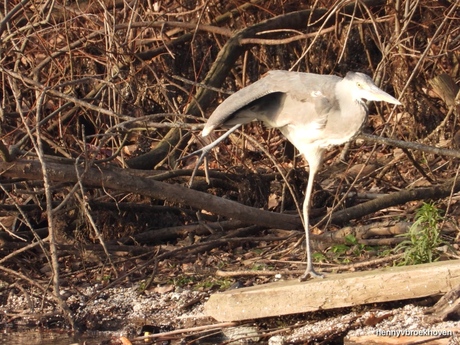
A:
[203,71,341,136]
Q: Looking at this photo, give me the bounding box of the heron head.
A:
[344,72,401,105]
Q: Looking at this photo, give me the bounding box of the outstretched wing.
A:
[202,71,341,136]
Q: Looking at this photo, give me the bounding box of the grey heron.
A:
[187,70,401,280]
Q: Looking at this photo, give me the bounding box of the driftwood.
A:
[204,260,460,321]
[425,283,460,323]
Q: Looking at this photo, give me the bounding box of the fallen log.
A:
[0,159,301,230]
[205,260,460,321]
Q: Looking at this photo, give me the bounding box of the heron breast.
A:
[280,121,362,155]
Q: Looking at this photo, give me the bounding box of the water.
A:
[0,329,115,345]
[0,327,262,344]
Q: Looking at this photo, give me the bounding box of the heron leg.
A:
[299,153,324,281]
[179,124,242,187]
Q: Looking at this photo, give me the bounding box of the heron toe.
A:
[299,268,324,281]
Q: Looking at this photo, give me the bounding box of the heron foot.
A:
[177,147,211,187]
[179,146,209,162]
[299,268,324,282]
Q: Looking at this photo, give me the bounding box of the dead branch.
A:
[425,283,460,322]
[0,68,132,121]
[0,159,301,230]
[327,175,460,225]
[130,322,240,342]
[111,219,249,245]
[316,221,411,244]
[361,133,460,158]
[429,74,460,107]
[2,158,459,240]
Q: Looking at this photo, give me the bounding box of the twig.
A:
[130,322,240,341]
[360,133,460,159]
[0,68,134,121]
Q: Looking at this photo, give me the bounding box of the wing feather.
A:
[203,71,342,136]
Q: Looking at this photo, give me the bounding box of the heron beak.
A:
[369,86,401,105]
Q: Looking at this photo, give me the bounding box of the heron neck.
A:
[335,82,367,118]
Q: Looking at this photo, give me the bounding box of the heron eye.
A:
[356,82,362,88]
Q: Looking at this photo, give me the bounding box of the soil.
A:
[2,276,459,344]
[2,238,460,344]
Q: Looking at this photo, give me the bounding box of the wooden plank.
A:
[205,260,460,321]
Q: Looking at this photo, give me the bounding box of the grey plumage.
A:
[194,70,401,280]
